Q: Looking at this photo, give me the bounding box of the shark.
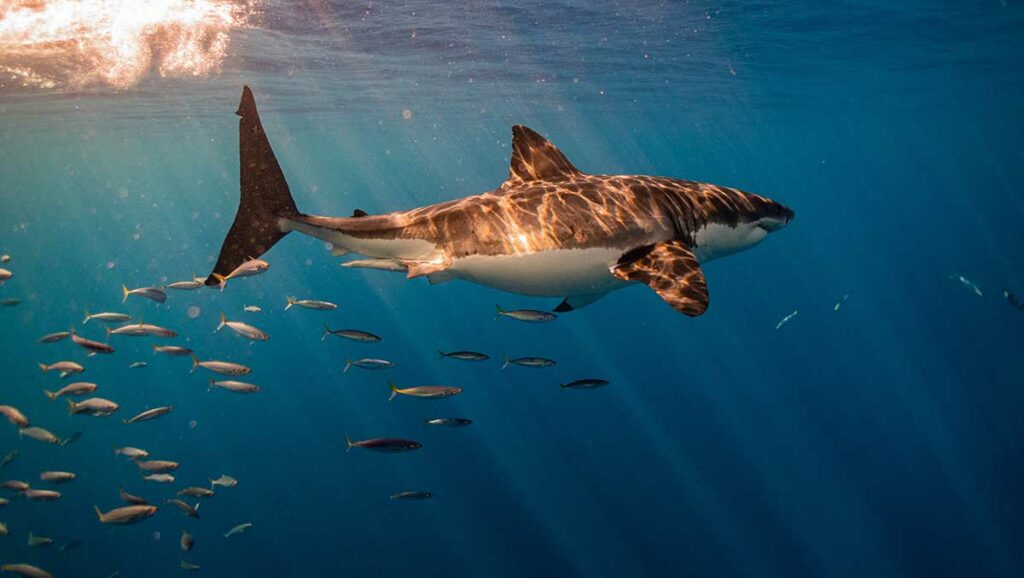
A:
[205,86,794,316]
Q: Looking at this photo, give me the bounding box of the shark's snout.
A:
[756,202,794,232]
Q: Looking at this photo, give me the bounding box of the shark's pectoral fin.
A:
[553,292,607,313]
[611,241,709,317]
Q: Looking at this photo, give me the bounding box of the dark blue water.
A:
[1,2,1023,576]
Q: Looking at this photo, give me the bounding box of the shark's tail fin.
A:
[205,86,300,287]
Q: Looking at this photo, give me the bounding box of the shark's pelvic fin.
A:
[205,86,300,286]
[611,241,709,317]
[553,292,608,313]
[504,125,584,187]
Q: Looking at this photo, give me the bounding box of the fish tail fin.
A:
[345,432,354,451]
[204,86,300,288]
[44,389,56,401]
[502,357,510,370]
[122,285,130,302]
[151,344,158,354]
[321,325,330,341]
[104,325,112,338]
[388,382,398,401]
[208,379,216,392]
[190,354,199,373]
[113,447,120,457]
[217,312,227,331]
[213,273,228,291]
[65,399,75,414]
[37,362,47,372]
[437,350,446,358]
[495,303,505,316]
[285,296,295,310]
[93,505,104,521]
[343,360,352,373]
[82,309,90,324]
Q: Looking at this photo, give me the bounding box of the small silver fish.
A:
[177,486,215,498]
[37,331,71,344]
[181,559,201,571]
[211,258,269,291]
[285,296,337,311]
[322,326,381,342]
[114,446,149,460]
[122,406,173,424]
[208,379,260,394]
[388,383,462,400]
[209,474,238,489]
[560,378,609,390]
[0,450,16,470]
[164,277,203,290]
[502,356,556,369]
[142,473,175,484]
[774,309,798,331]
[83,311,132,324]
[438,350,489,361]
[27,532,53,547]
[94,504,157,523]
[495,304,556,323]
[0,268,11,283]
[38,361,84,378]
[217,313,269,341]
[191,356,251,376]
[118,487,148,505]
[343,358,394,373]
[164,498,200,518]
[128,362,147,369]
[107,323,176,338]
[18,427,61,445]
[67,398,119,417]
[424,418,473,427]
[69,330,115,355]
[390,491,433,500]
[135,460,178,473]
[223,522,253,538]
[243,305,262,313]
[39,471,76,483]
[121,285,167,304]
[0,405,29,427]
[834,294,850,311]
[152,345,193,357]
[952,274,984,298]
[181,529,194,551]
[1,298,20,307]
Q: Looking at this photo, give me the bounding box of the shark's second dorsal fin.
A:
[505,125,583,186]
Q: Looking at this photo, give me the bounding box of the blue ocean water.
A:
[1,1,1024,576]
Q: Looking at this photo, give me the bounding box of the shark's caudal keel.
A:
[206,86,794,317]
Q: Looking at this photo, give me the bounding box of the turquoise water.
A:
[2,2,1024,576]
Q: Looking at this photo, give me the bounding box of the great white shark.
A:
[206,86,794,316]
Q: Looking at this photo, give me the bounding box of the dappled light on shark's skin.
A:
[206,87,794,317]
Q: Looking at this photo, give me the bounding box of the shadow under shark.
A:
[206,86,794,316]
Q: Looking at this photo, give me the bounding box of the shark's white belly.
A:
[692,221,768,263]
[452,247,629,297]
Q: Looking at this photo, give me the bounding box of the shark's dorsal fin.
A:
[505,125,583,186]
